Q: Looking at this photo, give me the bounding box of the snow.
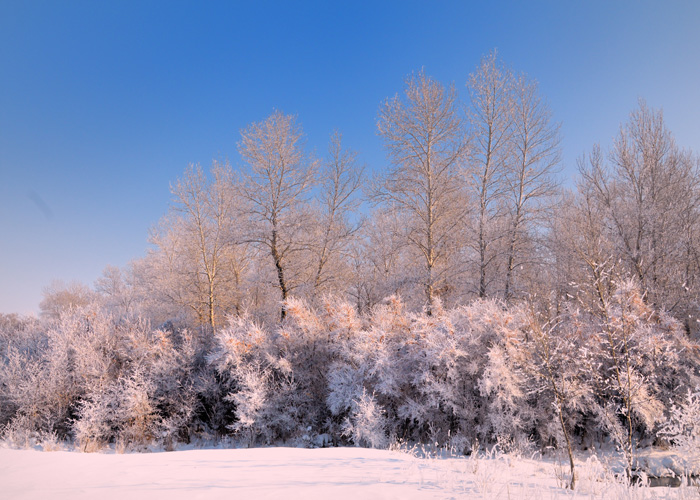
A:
[1,446,697,500]
[635,449,700,479]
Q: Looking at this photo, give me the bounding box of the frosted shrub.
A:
[414,300,534,446]
[478,342,528,442]
[329,296,425,443]
[0,315,45,428]
[0,307,113,439]
[0,346,44,433]
[74,373,159,452]
[117,374,159,449]
[37,430,61,451]
[327,297,535,448]
[1,414,36,449]
[133,327,204,444]
[224,363,270,444]
[212,306,319,444]
[213,297,372,445]
[74,384,118,451]
[3,305,208,449]
[327,362,364,416]
[660,389,700,470]
[590,280,685,475]
[3,282,700,458]
[342,390,387,448]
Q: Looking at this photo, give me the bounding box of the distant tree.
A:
[142,218,202,325]
[95,264,141,319]
[348,207,412,313]
[149,161,249,329]
[39,280,96,320]
[549,148,619,316]
[310,132,363,298]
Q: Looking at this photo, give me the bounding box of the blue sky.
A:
[1,1,699,314]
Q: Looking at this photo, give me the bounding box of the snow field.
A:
[1,446,698,500]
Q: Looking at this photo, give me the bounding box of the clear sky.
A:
[1,1,699,314]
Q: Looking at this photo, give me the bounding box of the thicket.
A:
[1,285,698,458]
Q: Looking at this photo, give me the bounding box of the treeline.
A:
[1,53,700,479]
[34,53,700,333]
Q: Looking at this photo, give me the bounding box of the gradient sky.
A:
[1,1,699,314]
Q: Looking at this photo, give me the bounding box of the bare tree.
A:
[503,73,561,301]
[376,70,467,313]
[310,131,363,298]
[238,111,316,321]
[39,280,96,320]
[580,102,700,325]
[466,51,514,298]
[350,206,412,312]
[148,162,247,330]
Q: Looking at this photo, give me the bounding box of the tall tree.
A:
[238,111,315,321]
[581,101,700,324]
[551,154,618,317]
[149,162,246,330]
[466,52,514,298]
[503,72,561,300]
[376,70,467,313]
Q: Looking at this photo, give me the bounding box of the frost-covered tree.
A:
[580,102,700,330]
[376,70,468,313]
[466,52,514,299]
[309,132,363,298]
[238,111,316,321]
[149,162,249,330]
[503,72,561,301]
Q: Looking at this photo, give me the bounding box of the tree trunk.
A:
[271,228,288,322]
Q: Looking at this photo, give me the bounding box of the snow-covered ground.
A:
[0,446,697,500]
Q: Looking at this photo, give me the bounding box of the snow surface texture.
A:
[1,447,698,500]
